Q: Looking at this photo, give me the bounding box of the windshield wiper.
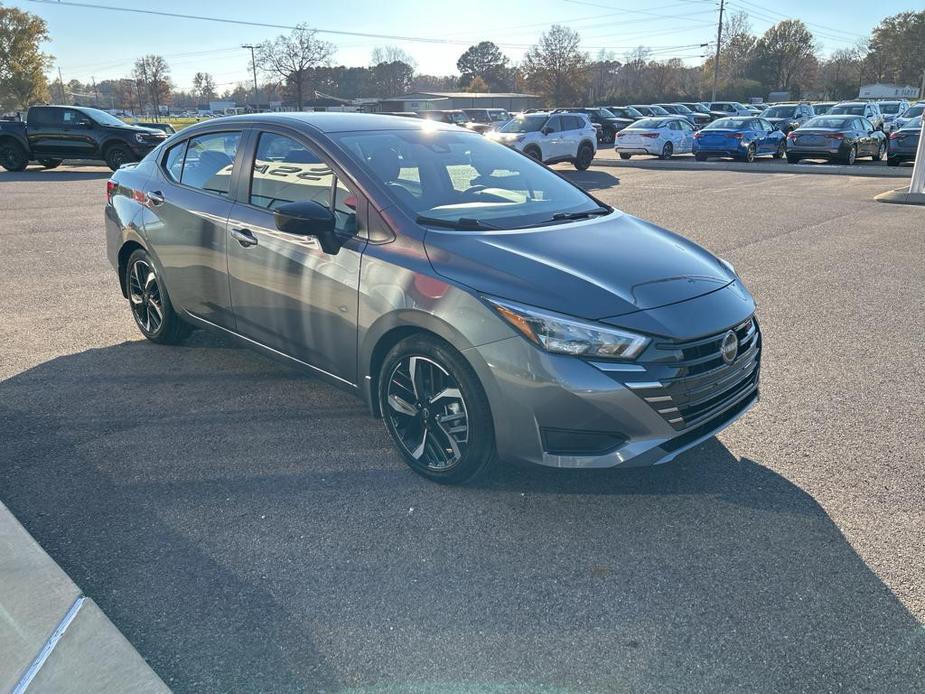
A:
[550,206,611,222]
[416,215,499,230]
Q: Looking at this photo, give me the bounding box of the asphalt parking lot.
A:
[1,163,924,693]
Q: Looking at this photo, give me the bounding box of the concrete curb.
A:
[874,188,925,205]
[0,502,170,693]
[591,156,913,178]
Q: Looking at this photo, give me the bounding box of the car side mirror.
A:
[541,126,553,136]
[273,200,340,255]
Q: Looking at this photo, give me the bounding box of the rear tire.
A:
[618,153,632,160]
[574,143,594,170]
[124,249,191,345]
[786,154,801,164]
[38,158,62,169]
[872,142,885,161]
[741,143,756,163]
[842,145,857,166]
[658,141,673,160]
[523,146,542,162]
[694,153,707,162]
[0,140,28,172]
[379,335,497,484]
[105,144,134,171]
[772,141,785,159]
[887,157,900,167]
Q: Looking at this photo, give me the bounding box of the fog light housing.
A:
[541,428,628,456]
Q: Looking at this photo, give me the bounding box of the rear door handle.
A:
[145,190,165,206]
[230,227,258,248]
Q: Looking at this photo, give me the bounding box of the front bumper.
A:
[466,288,761,469]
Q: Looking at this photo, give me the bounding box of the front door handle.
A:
[146,190,165,206]
[230,227,258,248]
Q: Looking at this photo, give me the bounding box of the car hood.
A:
[424,212,734,320]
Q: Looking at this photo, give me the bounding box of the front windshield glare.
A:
[500,115,547,133]
[82,108,128,127]
[333,129,604,230]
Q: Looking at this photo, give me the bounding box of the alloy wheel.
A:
[385,355,469,471]
[0,144,25,170]
[128,259,164,334]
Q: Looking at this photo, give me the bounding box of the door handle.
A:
[145,190,165,206]
[230,227,258,248]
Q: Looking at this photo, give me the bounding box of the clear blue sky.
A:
[9,0,919,92]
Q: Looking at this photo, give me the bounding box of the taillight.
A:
[616,131,625,138]
[640,132,659,138]
[889,132,901,140]
[106,180,117,204]
[787,132,797,141]
[728,133,744,139]
[693,131,703,139]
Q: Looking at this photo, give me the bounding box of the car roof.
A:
[180,111,466,134]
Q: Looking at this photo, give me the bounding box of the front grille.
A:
[618,317,761,431]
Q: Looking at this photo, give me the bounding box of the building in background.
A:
[858,84,921,99]
[376,91,541,113]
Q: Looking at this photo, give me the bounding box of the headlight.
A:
[485,297,650,360]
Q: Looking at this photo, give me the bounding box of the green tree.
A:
[863,11,925,86]
[456,41,510,90]
[370,60,414,97]
[522,25,589,105]
[255,24,335,110]
[751,20,817,94]
[0,3,51,110]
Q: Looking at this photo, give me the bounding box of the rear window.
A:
[28,107,60,127]
[706,118,749,129]
[803,117,852,129]
[830,105,865,116]
[628,118,667,129]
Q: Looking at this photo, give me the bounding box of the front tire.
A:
[887,157,900,167]
[379,336,497,484]
[658,141,673,160]
[786,154,801,164]
[741,144,756,163]
[574,143,594,170]
[694,153,707,162]
[38,158,62,169]
[105,144,134,171]
[842,145,857,166]
[872,142,886,161]
[0,140,28,172]
[523,146,542,162]
[125,249,191,344]
[772,141,785,159]
[618,152,632,160]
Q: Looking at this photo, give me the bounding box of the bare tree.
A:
[522,25,589,105]
[371,45,416,69]
[133,54,171,117]
[255,24,336,110]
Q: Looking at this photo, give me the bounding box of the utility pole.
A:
[57,67,65,103]
[91,76,99,107]
[711,0,725,102]
[242,44,259,110]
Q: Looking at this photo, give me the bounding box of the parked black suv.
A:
[0,105,167,172]
[554,107,633,144]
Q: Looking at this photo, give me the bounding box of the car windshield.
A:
[830,105,864,115]
[904,105,924,118]
[596,108,616,118]
[685,104,710,114]
[489,111,510,121]
[648,105,670,115]
[627,118,667,129]
[705,118,750,129]
[80,108,128,127]
[670,104,692,114]
[762,106,796,118]
[464,110,490,122]
[814,103,833,114]
[332,128,604,230]
[803,116,852,129]
[879,103,902,114]
[499,114,547,133]
[901,116,922,129]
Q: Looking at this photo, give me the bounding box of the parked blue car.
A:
[693,117,787,162]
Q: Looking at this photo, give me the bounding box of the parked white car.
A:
[485,112,598,170]
[614,116,696,159]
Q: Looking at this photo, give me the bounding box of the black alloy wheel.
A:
[0,141,28,172]
[872,142,886,161]
[105,145,133,171]
[772,141,786,159]
[380,336,496,484]
[125,249,190,344]
[843,145,857,166]
[659,142,673,160]
[574,143,594,170]
[743,144,757,163]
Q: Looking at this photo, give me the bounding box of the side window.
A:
[861,118,874,131]
[545,116,562,132]
[679,120,694,132]
[250,132,333,210]
[668,120,680,130]
[29,108,60,127]
[565,116,580,131]
[63,110,86,126]
[180,131,240,196]
[162,140,187,182]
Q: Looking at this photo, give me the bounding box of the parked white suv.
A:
[485,111,597,170]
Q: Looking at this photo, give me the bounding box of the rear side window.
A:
[250,132,334,210]
[28,107,60,127]
[162,141,187,182]
[180,131,240,196]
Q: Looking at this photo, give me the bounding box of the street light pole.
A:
[242,44,259,110]
[711,0,725,102]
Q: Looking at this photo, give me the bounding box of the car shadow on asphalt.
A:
[1,169,111,182]
[1,332,923,693]
[557,169,620,191]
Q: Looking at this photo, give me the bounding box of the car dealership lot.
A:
[1,164,924,692]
